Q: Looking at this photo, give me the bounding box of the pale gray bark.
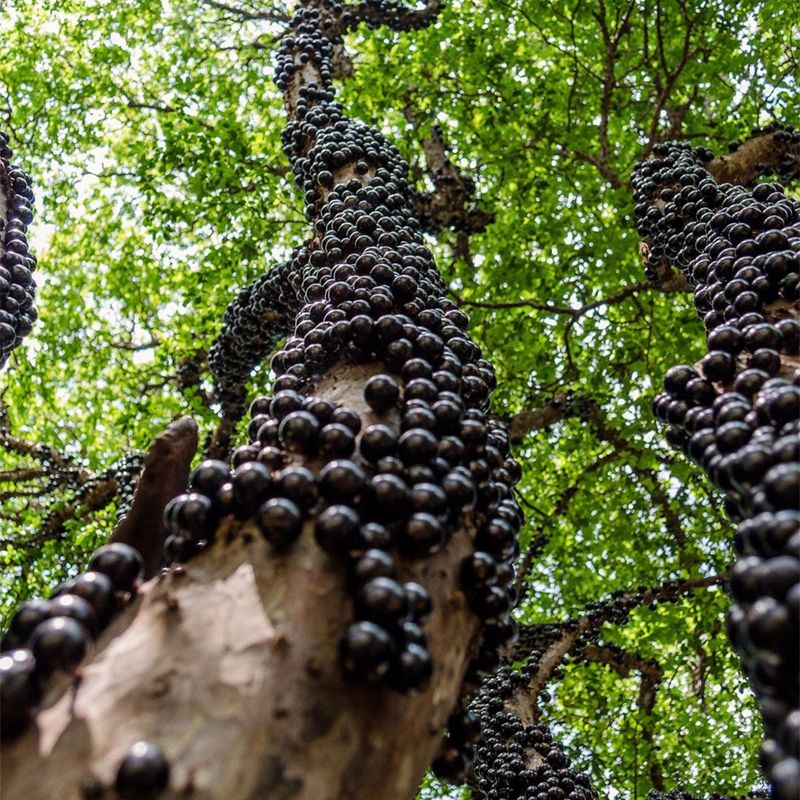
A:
[2,364,481,800]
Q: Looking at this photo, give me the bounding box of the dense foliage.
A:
[1,0,798,796]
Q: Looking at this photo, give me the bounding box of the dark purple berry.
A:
[315,505,360,554]
[257,498,303,550]
[115,741,171,800]
[339,621,394,681]
[354,577,408,627]
[29,617,90,676]
[89,543,144,593]
[364,374,400,412]
[0,649,41,740]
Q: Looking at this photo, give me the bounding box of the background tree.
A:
[1,0,798,797]
[633,130,799,799]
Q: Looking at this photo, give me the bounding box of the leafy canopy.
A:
[1,0,797,795]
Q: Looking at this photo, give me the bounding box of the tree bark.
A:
[2,3,514,798]
[110,417,198,578]
[634,137,800,798]
[707,129,800,186]
[2,362,481,800]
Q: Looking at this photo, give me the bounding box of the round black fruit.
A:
[115,740,171,800]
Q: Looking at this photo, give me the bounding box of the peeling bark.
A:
[2,366,479,800]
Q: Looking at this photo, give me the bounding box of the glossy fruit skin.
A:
[172,493,214,537]
[278,410,320,453]
[368,473,409,519]
[387,642,433,691]
[319,459,366,502]
[318,422,356,458]
[0,528,151,738]
[359,424,397,462]
[47,594,99,636]
[364,374,400,411]
[398,428,438,464]
[115,741,171,800]
[314,505,360,554]
[354,577,408,628]
[89,543,144,593]
[276,466,318,510]
[400,512,444,555]
[0,649,41,740]
[403,582,432,620]
[350,549,396,585]
[63,571,115,624]
[5,599,52,649]
[257,498,303,550]
[232,462,272,515]
[190,459,231,496]
[331,406,361,434]
[29,617,91,676]
[354,522,393,551]
[459,552,497,590]
[339,621,394,680]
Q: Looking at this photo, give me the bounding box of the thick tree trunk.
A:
[3,2,517,798]
[634,131,800,799]
[2,361,483,800]
[2,367,478,800]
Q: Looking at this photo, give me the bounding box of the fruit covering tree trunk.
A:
[633,128,800,800]
[1,2,523,798]
[0,133,36,368]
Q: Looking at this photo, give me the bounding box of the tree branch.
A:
[508,393,573,442]
[38,475,119,542]
[110,416,199,578]
[208,257,303,411]
[0,427,84,475]
[198,0,289,23]
[707,127,800,186]
[556,146,622,189]
[455,274,688,316]
[110,337,161,352]
[514,448,621,595]
[409,122,494,234]
[512,572,726,721]
[0,466,50,483]
[341,0,444,33]
[577,643,665,789]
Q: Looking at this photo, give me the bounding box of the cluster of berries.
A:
[0,131,36,368]
[634,141,799,799]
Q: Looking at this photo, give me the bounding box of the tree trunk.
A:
[0,133,36,368]
[634,129,800,799]
[2,2,519,798]
[2,371,478,800]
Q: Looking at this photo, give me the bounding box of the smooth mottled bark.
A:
[2,362,482,800]
[1,3,502,798]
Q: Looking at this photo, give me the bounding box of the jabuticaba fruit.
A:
[634,137,800,799]
[0,131,36,368]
